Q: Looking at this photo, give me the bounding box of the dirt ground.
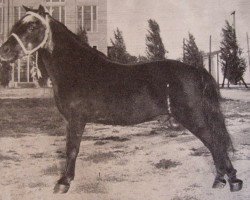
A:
[0,89,249,200]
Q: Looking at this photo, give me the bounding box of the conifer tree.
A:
[77,27,89,45]
[109,28,137,64]
[220,21,247,87]
[108,28,128,63]
[146,19,167,61]
[183,33,204,68]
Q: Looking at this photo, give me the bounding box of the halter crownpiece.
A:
[10,11,50,55]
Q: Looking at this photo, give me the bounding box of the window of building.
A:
[46,0,65,24]
[46,0,65,2]
[46,6,65,23]
[14,6,26,23]
[77,5,97,32]
[0,0,4,34]
[0,7,3,34]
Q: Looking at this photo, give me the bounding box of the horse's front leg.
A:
[54,114,85,193]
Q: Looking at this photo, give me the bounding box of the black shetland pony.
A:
[0,6,243,193]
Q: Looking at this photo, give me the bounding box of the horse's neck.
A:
[39,19,102,91]
[49,20,82,54]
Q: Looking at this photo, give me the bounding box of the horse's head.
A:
[0,5,49,62]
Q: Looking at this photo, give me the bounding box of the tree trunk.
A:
[241,77,248,88]
[222,76,225,88]
[222,64,228,88]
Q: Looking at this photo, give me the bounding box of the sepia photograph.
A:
[0,0,249,199]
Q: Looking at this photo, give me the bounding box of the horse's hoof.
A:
[212,178,226,189]
[228,178,243,192]
[53,183,70,194]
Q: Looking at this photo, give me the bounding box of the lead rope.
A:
[35,52,42,79]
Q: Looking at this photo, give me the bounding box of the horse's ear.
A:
[38,5,46,16]
[23,5,32,12]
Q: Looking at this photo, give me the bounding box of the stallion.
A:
[0,5,243,193]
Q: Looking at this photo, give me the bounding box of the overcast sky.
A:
[108,0,250,60]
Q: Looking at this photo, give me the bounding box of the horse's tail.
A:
[200,69,233,152]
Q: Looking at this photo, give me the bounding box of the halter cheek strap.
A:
[10,11,50,56]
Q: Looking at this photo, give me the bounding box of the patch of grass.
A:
[94,141,108,145]
[99,136,129,142]
[226,113,250,119]
[0,98,65,137]
[28,182,47,188]
[82,136,100,141]
[149,130,159,135]
[56,149,66,159]
[0,154,20,162]
[75,181,107,194]
[29,153,45,159]
[190,147,210,157]
[84,152,116,163]
[103,175,125,182]
[172,196,199,200]
[111,144,127,149]
[83,136,129,142]
[94,127,109,131]
[7,150,19,155]
[155,159,180,169]
[135,130,160,137]
[166,132,179,138]
[189,183,201,188]
[222,99,250,113]
[181,131,189,135]
[43,164,61,176]
[241,143,250,146]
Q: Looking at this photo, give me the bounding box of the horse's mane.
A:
[49,17,107,60]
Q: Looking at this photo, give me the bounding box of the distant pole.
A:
[7,0,10,34]
[183,38,185,61]
[217,53,220,87]
[208,35,212,74]
[247,32,250,71]
[231,11,236,36]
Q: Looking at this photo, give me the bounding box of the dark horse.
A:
[0,5,243,193]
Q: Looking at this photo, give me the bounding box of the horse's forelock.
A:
[21,14,37,24]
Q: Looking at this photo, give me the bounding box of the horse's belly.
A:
[89,91,168,125]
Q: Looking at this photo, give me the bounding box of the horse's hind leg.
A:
[54,110,85,193]
[170,86,242,191]
[173,110,242,191]
[199,107,243,191]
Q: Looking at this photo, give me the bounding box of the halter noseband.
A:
[10,11,50,55]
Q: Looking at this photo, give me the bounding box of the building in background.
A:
[0,0,107,87]
[204,50,250,86]
[203,50,222,85]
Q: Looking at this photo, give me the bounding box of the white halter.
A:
[10,11,50,55]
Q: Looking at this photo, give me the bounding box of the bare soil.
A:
[0,91,249,200]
